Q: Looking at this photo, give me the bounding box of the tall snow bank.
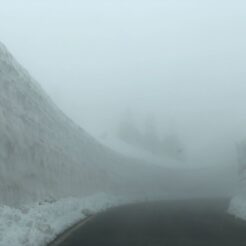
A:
[1,42,160,206]
[0,42,116,205]
[0,41,236,208]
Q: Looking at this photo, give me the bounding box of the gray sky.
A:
[1,0,246,166]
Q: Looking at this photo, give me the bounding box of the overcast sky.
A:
[1,0,246,166]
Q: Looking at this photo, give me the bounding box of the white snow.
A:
[228,141,246,220]
[228,196,246,220]
[0,193,125,246]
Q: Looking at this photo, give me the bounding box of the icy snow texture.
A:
[0,193,124,246]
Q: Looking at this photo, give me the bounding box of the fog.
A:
[1,0,246,168]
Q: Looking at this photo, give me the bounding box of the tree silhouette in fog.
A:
[117,111,185,161]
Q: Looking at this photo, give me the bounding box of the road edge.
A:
[48,215,94,246]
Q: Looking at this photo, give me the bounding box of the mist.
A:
[1,0,246,170]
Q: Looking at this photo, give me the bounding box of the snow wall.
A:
[0,42,176,206]
[0,42,236,207]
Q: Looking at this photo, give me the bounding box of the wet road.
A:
[51,198,246,246]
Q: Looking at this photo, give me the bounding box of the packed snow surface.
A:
[0,193,125,246]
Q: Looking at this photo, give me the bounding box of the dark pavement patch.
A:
[51,198,246,246]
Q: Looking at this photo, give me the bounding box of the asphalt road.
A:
[51,198,246,246]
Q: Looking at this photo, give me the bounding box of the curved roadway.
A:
[50,198,246,246]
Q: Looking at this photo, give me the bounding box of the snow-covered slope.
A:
[99,135,186,167]
[0,42,175,206]
[0,42,236,207]
[0,42,119,205]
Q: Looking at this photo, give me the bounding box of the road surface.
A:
[50,198,246,246]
